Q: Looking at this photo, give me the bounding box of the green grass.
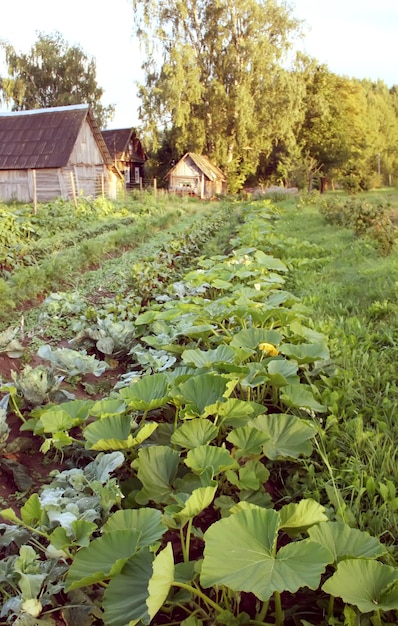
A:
[273,190,398,555]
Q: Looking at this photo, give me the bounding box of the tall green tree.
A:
[293,56,367,191]
[0,32,114,128]
[360,80,398,188]
[133,0,302,191]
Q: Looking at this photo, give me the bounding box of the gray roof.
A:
[166,152,227,182]
[0,104,113,169]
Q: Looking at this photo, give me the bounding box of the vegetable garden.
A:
[1,190,398,626]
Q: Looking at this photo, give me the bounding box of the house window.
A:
[124,167,130,184]
[135,167,140,184]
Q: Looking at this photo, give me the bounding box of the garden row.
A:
[1,197,398,625]
[0,195,221,325]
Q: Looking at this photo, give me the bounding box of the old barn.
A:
[0,104,122,203]
[102,128,147,189]
[165,153,227,199]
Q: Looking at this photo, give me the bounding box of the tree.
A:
[133,0,302,191]
[0,32,114,128]
[292,57,350,190]
[360,80,398,188]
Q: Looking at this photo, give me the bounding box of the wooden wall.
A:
[168,160,201,196]
[167,157,226,199]
[0,166,118,203]
[0,170,31,203]
[69,120,104,165]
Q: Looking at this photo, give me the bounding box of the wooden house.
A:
[101,128,147,189]
[0,104,123,203]
[165,153,227,199]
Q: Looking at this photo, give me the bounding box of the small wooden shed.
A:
[165,153,227,199]
[0,104,122,203]
[101,128,147,189]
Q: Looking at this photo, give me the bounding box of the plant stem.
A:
[8,391,26,423]
[173,406,180,432]
[327,594,334,622]
[373,609,383,626]
[172,581,224,614]
[256,598,270,622]
[139,408,148,427]
[184,517,193,562]
[273,591,283,626]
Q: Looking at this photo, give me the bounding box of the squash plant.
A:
[2,199,398,625]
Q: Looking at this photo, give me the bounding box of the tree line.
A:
[1,1,398,193]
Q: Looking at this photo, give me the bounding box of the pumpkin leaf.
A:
[322,559,398,613]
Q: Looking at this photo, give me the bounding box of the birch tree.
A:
[133,0,302,190]
[0,32,114,128]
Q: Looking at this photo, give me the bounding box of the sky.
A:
[0,0,397,130]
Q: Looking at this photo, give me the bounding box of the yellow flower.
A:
[258,342,279,356]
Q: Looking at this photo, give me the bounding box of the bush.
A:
[319,196,397,255]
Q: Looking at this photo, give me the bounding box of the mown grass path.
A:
[273,193,398,552]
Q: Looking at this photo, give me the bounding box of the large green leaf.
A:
[83,414,131,448]
[171,419,218,449]
[133,445,180,504]
[279,499,328,537]
[176,373,230,415]
[65,529,141,591]
[39,408,76,434]
[89,398,127,417]
[217,398,265,428]
[147,543,175,621]
[181,345,239,368]
[103,549,154,626]
[280,383,326,413]
[254,250,289,272]
[185,445,238,475]
[173,486,218,523]
[20,493,45,527]
[84,416,157,451]
[226,459,270,492]
[118,373,169,410]
[226,425,270,458]
[267,359,299,387]
[60,398,95,419]
[279,342,330,364]
[250,413,316,459]
[102,508,167,546]
[308,522,387,563]
[230,328,282,351]
[239,362,269,389]
[201,508,331,601]
[322,559,398,613]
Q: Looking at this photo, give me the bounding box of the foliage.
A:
[319,195,397,254]
[134,0,302,191]
[10,365,64,407]
[0,197,217,324]
[0,31,114,127]
[1,194,398,624]
[0,207,37,273]
[134,0,398,191]
[0,325,24,358]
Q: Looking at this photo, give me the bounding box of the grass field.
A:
[273,189,398,549]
